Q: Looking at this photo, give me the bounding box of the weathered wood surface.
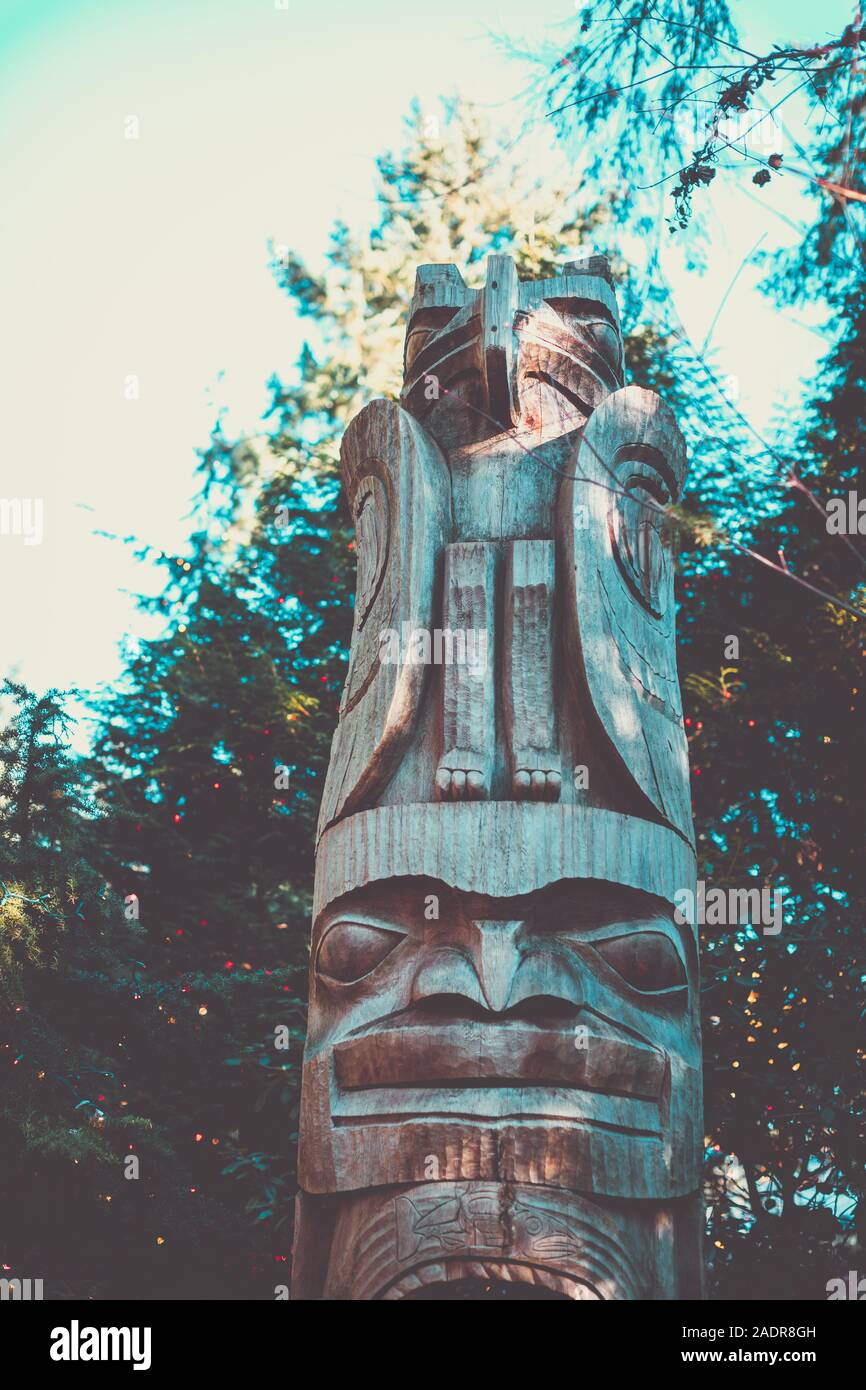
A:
[558,385,692,843]
[316,399,450,837]
[435,542,496,800]
[294,253,702,1301]
[504,539,560,799]
[301,1183,702,1302]
[311,803,696,921]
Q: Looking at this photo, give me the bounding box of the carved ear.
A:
[557,385,693,845]
[317,400,451,838]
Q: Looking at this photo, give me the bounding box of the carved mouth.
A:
[330,1019,666,1133]
[381,1260,601,1301]
[334,1020,662,1094]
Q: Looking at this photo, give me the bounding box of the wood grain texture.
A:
[317,398,451,838]
[292,1183,703,1300]
[312,801,696,921]
[295,256,702,1301]
[504,539,560,799]
[481,253,519,429]
[557,384,694,845]
[436,542,495,801]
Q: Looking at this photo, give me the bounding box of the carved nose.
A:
[471,920,523,1013]
[481,255,518,430]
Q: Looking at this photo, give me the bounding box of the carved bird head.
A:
[401,254,624,449]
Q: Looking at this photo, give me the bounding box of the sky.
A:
[0,0,855,742]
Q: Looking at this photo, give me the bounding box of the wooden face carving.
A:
[401,256,624,449]
[298,876,702,1202]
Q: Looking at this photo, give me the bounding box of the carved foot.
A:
[435,750,490,801]
[512,750,561,801]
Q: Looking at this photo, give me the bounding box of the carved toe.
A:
[436,751,489,801]
[513,752,562,802]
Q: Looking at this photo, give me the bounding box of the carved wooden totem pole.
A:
[292,253,702,1300]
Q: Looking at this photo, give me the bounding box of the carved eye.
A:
[594,932,685,993]
[609,471,672,617]
[543,301,622,380]
[317,921,405,984]
[588,321,621,372]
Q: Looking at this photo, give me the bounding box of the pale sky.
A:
[0,0,851,741]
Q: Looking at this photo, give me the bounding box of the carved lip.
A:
[332,1021,664,1101]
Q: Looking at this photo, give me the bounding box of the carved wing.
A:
[558,385,693,844]
[317,399,451,838]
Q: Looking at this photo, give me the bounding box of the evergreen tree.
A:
[692,92,866,1297]
[0,681,259,1298]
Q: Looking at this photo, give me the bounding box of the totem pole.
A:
[291,253,703,1301]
